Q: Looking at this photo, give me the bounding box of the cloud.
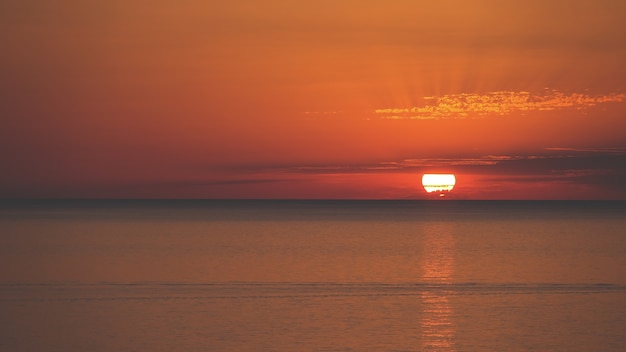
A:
[483,168,626,196]
[469,149,626,193]
[374,90,625,120]
[276,148,626,187]
[278,155,529,174]
[203,147,626,199]
[544,147,626,154]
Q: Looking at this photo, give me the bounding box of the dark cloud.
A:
[234,148,626,177]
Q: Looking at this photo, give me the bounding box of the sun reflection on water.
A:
[421,222,456,351]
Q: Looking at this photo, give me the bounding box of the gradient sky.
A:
[2,0,626,199]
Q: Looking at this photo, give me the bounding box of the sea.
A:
[1,200,625,351]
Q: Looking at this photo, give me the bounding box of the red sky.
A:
[2,0,626,199]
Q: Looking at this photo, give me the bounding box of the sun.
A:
[422,174,456,195]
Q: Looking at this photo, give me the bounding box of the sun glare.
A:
[422,174,456,194]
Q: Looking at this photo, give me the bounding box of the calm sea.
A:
[1,200,625,351]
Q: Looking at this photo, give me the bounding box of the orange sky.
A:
[2,0,626,199]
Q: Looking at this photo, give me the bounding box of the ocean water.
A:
[1,200,625,351]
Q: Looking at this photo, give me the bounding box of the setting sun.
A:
[422,174,456,194]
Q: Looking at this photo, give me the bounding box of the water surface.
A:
[1,200,625,351]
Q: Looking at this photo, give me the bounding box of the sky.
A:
[1,0,626,199]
